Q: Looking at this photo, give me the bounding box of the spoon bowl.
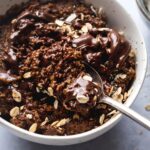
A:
[85,63,150,130]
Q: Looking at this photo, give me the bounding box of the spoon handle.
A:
[102,96,150,130]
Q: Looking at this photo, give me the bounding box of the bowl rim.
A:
[0,0,148,142]
[136,0,150,21]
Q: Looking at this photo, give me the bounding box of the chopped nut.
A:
[10,107,20,117]
[23,72,31,79]
[56,118,70,127]
[26,114,33,119]
[12,89,22,102]
[41,117,49,126]
[145,105,150,111]
[55,19,64,26]
[54,100,58,109]
[29,123,38,133]
[76,95,89,104]
[82,75,92,81]
[65,13,77,23]
[99,114,105,125]
[47,87,54,96]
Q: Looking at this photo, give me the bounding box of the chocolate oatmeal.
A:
[0,0,135,135]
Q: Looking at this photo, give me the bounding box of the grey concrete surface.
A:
[0,0,150,150]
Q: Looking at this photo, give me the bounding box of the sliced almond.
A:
[65,13,77,23]
[26,114,33,119]
[76,95,89,104]
[107,110,117,116]
[36,87,40,93]
[23,72,31,79]
[47,87,54,96]
[51,120,59,127]
[80,13,84,20]
[29,123,38,133]
[129,49,136,57]
[90,5,97,15]
[115,74,127,80]
[99,114,105,125]
[109,86,114,96]
[145,105,150,111]
[54,100,58,109]
[11,19,17,24]
[55,19,64,26]
[117,87,122,95]
[41,117,49,126]
[98,7,104,17]
[81,25,88,33]
[83,75,93,81]
[85,23,93,30]
[20,105,24,110]
[10,107,20,117]
[12,89,22,102]
[56,118,70,127]
[124,92,128,100]
[112,93,124,103]
[73,114,80,120]
[93,96,97,101]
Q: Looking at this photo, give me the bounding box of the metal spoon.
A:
[85,63,150,130]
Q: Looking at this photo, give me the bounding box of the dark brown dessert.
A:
[0,0,135,135]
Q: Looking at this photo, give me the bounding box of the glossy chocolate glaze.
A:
[63,74,102,115]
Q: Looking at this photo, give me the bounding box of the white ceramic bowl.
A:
[0,0,147,145]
